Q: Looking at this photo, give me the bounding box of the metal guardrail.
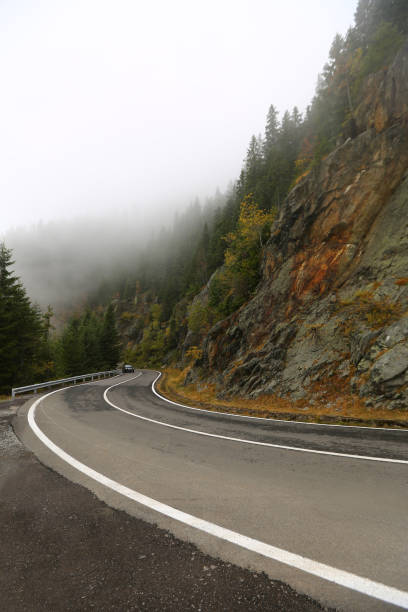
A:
[11,369,121,398]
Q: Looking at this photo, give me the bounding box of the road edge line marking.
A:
[27,384,408,609]
[151,371,408,432]
[105,373,408,464]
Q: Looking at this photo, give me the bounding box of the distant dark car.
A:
[122,364,135,373]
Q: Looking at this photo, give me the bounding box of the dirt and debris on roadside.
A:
[0,411,330,612]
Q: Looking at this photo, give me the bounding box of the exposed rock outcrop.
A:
[193,40,408,408]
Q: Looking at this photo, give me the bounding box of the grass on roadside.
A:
[157,367,408,427]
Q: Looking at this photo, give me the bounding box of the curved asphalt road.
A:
[16,371,408,611]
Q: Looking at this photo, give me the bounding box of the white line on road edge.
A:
[107,373,408,464]
[151,371,408,432]
[27,382,408,609]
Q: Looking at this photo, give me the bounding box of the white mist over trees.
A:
[3,192,226,314]
[0,0,357,232]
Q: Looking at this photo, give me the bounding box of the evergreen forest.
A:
[1,0,407,393]
[0,242,120,395]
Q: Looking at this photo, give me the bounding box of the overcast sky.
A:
[0,0,357,232]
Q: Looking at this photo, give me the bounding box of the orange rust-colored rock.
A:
[291,242,355,302]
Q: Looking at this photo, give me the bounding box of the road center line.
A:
[105,373,408,465]
[27,381,408,609]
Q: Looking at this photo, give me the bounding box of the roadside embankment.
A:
[158,367,408,428]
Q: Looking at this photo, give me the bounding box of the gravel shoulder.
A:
[0,408,329,611]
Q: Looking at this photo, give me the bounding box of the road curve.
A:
[149,372,408,463]
[16,370,408,611]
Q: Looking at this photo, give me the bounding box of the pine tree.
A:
[263,104,279,155]
[80,309,102,372]
[0,243,45,393]
[34,305,56,381]
[243,134,264,197]
[100,304,121,369]
[61,317,84,376]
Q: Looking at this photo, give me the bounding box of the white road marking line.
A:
[27,383,408,609]
[106,373,408,464]
[151,371,408,432]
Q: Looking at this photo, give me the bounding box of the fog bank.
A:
[0,0,357,231]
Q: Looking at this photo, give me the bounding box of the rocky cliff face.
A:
[192,40,408,409]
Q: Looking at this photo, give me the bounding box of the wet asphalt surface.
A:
[0,411,329,611]
[131,377,408,461]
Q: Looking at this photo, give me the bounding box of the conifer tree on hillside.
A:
[81,310,103,372]
[0,243,48,393]
[60,317,84,376]
[263,104,279,155]
[242,134,263,199]
[58,305,121,375]
[100,303,121,369]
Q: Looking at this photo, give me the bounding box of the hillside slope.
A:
[190,40,408,410]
